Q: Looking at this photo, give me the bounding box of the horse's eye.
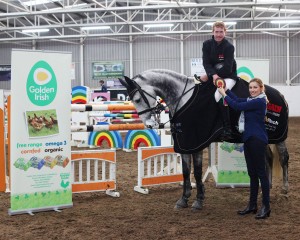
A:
[135,98,141,104]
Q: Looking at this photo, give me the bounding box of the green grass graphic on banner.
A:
[218,171,250,184]
[11,189,72,211]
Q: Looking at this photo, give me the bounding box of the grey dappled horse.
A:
[119,69,289,210]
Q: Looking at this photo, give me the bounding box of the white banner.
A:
[190,58,269,84]
[190,58,206,76]
[217,142,249,186]
[236,59,269,84]
[0,89,3,113]
[10,49,72,215]
[0,90,5,192]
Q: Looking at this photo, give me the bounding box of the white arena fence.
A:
[134,146,183,194]
[72,150,120,197]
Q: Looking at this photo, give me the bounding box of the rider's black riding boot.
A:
[219,102,233,140]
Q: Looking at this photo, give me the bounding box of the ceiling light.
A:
[23,0,60,7]
[271,20,300,24]
[255,7,298,14]
[81,26,110,30]
[148,0,175,3]
[144,24,174,28]
[148,0,193,5]
[22,28,50,33]
[206,22,237,26]
[41,3,87,11]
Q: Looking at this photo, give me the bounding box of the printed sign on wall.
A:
[10,50,72,215]
[92,61,124,79]
[0,65,11,81]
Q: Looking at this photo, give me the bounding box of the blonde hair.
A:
[249,77,265,92]
[212,21,227,31]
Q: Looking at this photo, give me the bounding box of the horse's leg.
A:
[265,145,273,189]
[191,151,205,210]
[276,141,289,194]
[175,153,192,209]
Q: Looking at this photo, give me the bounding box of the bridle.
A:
[127,78,195,127]
[128,80,165,125]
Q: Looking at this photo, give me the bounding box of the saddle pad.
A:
[170,82,223,154]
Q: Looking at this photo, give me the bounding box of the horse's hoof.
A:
[174,205,186,210]
[281,188,288,195]
[174,202,188,209]
[174,198,188,209]
[191,200,203,211]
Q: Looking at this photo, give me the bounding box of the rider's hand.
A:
[200,75,208,82]
[213,74,220,85]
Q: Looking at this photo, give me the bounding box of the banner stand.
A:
[9,49,72,215]
[8,204,73,216]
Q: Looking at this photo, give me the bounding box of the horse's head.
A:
[119,75,161,129]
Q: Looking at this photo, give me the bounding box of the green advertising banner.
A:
[9,50,72,215]
[92,61,124,78]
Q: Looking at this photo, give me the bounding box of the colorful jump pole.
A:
[110,119,142,123]
[88,101,132,105]
[71,123,146,132]
[110,111,137,114]
[71,104,136,112]
[88,113,140,118]
[71,123,169,132]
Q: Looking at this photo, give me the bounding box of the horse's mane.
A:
[133,69,192,83]
[130,69,195,117]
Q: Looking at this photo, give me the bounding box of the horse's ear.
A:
[118,77,128,88]
[124,76,134,85]
[120,76,136,90]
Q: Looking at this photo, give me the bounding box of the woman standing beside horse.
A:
[218,78,271,220]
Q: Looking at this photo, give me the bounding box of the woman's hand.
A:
[218,87,226,96]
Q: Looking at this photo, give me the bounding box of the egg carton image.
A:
[54,155,70,168]
[29,156,45,170]
[14,158,32,171]
[220,142,235,153]
[43,155,57,169]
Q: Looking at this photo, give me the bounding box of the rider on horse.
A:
[200,21,237,140]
